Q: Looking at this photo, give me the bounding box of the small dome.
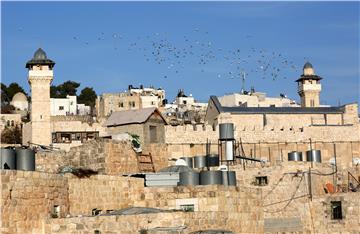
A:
[33,48,47,60]
[25,48,55,69]
[12,92,28,102]
[303,62,313,69]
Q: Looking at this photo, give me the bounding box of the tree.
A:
[0,104,15,114]
[50,85,59,98]
[1,83,10,104]
[57,80,80,97]
[50,81,80,98]
[78,87,97,107]
[6,83,27,100]
[1,125,22,144]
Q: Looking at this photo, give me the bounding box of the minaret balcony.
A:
[298,83,321,92]
[29,70,53,77]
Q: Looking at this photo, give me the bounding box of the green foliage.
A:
[128,133,141,148]
[1,82,27,104]
[78,87,97,107]
[1,125,22,144]
[50,80,80,98]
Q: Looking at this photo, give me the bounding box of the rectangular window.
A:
[59,106,64,110]
[331,201,343,220]
[180,204,194,212]
[255,176,268,186]
[149,125,157,143]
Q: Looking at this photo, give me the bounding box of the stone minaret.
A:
[296,62,322,107]
[26,48,55,146]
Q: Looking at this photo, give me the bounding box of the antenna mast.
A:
[240,71,246,94]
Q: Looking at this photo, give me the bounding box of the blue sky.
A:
[2,1,359,105]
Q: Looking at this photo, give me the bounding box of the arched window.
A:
[11,120,14,126]
[6,120,10,126]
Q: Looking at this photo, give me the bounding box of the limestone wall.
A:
[47,185,263,234]
[36,139,139,175]
[67,175,144,216]
[48,211,255,234]
[165,123,360,144]
[230,162,360,233]
[0,170,69,234]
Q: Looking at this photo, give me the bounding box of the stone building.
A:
[96,85,166,119]
[0,113,22,130]
[22,48,105,149]
[50,95,90,116]
[104,107,167,145]
[218,91,299,108]
[205,62,358,129]
[25,48,55,146]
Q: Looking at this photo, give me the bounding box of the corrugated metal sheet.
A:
[104,107,167,126]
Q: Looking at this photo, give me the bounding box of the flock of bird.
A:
[22,26,303,84]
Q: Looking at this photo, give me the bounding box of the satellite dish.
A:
[175,159,187,166]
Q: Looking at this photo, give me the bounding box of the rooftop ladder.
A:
[137,152,155,173]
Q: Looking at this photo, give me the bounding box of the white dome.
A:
[11,92,28,111]
[12,92,28,102]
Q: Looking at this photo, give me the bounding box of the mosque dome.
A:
[303,62,313,69]
[303,61,315,76]
[33,48,47,60]
[11,92,29,111]
[25,48,55,69]
[12,92,28,103]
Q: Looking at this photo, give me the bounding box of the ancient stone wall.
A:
[165,123,360,144]
[47,185,263,234]
[48,211,255,234]
[142,143,169,171]
[229,162,360,233]
[67,175,144,216]
[0,170,69,234]
[36,139,139,175]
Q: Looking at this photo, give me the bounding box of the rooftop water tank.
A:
[288,151,303,162]
[180,157,193,168]
[222,171,237,186]
[15,148,35,171]
[207,154,220,167]
[0,148,16,170]
[219,123,234,140]
[306,150,321,163]
[179,171,200,186]
[194,156,207,168]
[200,171,223,185]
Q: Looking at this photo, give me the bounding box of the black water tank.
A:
[16,148,35,171]
[0,148,16,170]
[207,154,220,167]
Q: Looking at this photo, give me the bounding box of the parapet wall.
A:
[36,139,139,175]
[165,123,360,144]
[0,170,69,234]
[67,175,144,216]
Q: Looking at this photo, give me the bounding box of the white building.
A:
[50,95,91,116]
[218,91,299,108]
